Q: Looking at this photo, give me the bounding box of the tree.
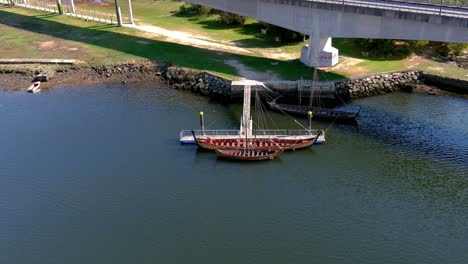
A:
[429,42,467,57]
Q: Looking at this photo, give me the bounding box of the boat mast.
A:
[240,84,252,138]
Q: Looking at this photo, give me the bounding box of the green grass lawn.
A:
[89,0,420,76]
[75,0,307,54]
[1,2,466,80]
[0,5,340,80]
[0,6,235,76]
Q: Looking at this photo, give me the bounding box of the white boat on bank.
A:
[27,81,41,93]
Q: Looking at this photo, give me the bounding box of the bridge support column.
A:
[114,0,123,27]
[127,0,134,25]
[300,37,339,67]
[69,0,76,13]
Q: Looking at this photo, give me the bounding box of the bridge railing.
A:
[383,0,468,8]
[308,0,468,17]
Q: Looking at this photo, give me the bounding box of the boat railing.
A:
[287,129,323,136]
[254,129,288,136]
[255,129,322,136]
[180,130,241,137]
[180,129,323,138]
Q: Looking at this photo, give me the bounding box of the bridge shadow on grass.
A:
[173,10,301,50]
[333,38,409,62]
[0,8,346,80]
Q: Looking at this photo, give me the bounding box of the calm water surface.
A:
[1,84,467,264]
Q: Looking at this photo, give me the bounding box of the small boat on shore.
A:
[268,100,360,123]
[215,148,284,161]
[27,81,41,93]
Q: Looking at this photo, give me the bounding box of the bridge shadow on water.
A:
[0,7,345,80]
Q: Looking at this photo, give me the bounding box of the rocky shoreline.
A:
[0,62,164,92]
[335,70,421,100]
[161,66,231,99]
[1,61,467,101]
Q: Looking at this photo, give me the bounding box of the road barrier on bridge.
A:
[305,0,468,17]
[384,0,468,8]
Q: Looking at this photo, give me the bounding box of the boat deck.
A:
[179,130,326,144]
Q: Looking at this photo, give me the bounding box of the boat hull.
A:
[215,148,284,161]
[268,102,360,123]
[27,81,41,93]
[192,132,321,151]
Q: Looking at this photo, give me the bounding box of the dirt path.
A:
[224,59,280,80]
[128,24,252,55]
[128,24,281,80]
[321,56,366,77]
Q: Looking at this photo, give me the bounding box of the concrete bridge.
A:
[185,0,468,67]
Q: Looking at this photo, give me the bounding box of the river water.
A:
[1,83,467,264]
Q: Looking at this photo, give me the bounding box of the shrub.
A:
[218,12,246,25]
[435,42,450,57]
[178,4,187,13]
[357,39,397,56]
[448,43,467,56]
[356,39,423,57]
[178,3,212,16]
[408,40,429,50]
[430,42,467,57]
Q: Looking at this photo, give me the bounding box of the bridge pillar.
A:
[127,0,134,25]
[114,0,123,27]
[300,37,339,68]
[69,0,76,13]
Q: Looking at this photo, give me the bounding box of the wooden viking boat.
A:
[267,68,360,123]
[192,130,321,151]
[215,148,284,161]
[188,81,325,161]
[27,81,41,93]
[268,100,360,123]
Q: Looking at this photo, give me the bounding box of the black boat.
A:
[268,100,361,123]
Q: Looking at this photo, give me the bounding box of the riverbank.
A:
[0,61,163,92]
[2,61,467,101]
